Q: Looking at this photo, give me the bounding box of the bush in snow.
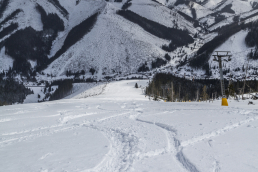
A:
[49,79,73,101]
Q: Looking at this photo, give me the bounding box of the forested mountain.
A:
[0,0,258,82]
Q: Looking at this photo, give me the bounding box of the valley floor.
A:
[0,80,258,172]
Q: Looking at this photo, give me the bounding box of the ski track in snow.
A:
[1,107,257,172]
[135,118,200,172]
[181,114,258,147]
[1,105,258,172]
[83,126,139,172]
[213,161,221,172]
[135,112,258,172]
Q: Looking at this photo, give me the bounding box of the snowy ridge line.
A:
[0,29,18,43]
[208,8,258,31]
[212,0,227,11]
[181,114,258,147]
[49,1,106,59]
[243,13,258,24]
[113,11,170,43]
[47,0,69,19]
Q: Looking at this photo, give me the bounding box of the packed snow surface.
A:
[0,80,258,172]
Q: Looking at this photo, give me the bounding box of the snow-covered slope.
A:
[1,80,258,172]
[175,1,213,19]
[40,0,258,80]
[210,31,251,69]
[49,0,106,57]
[0,0,198,78]
[0,0,258,81]
[44,3,170,77]
[199,0,258,27]
[129,0,198,33]
[207,30,258,79]
[64,82,107,99]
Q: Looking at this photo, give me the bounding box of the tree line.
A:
[146,73,258,102]
[246,21,258,60]
[49,79,73,101]
[0,72,33,106]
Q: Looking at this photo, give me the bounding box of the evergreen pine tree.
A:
[201,85,208,101]
[48,86,51,92]
[225,84,235,98]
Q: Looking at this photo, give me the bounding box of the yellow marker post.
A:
[222,98,228,106]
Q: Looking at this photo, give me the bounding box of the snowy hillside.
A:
[44,3,169,77]
[1,80,258,172]
[209,30,254,77]
[64,82,107,99]
[0,0,258,81]
[44,0,198,77]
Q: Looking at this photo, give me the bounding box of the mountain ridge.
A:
[0,0,257,81]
